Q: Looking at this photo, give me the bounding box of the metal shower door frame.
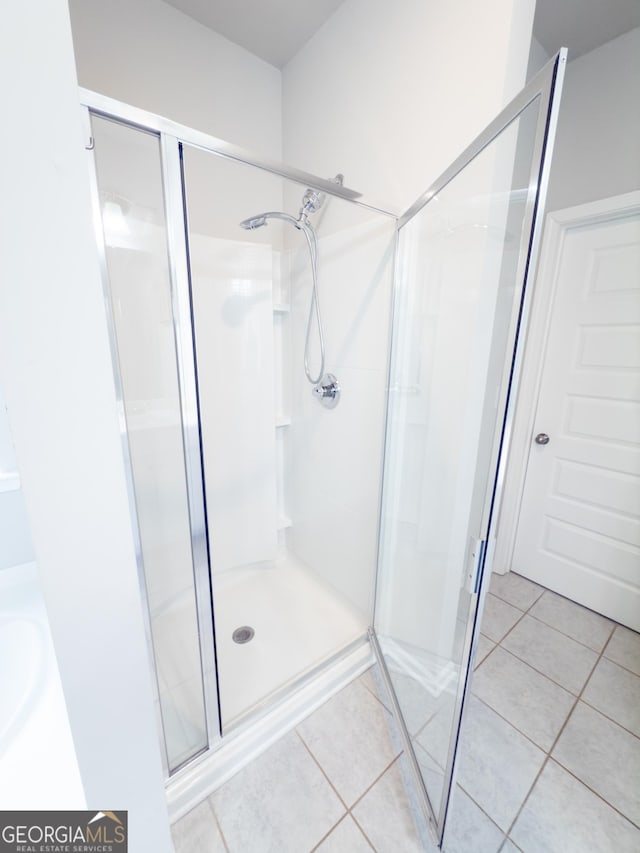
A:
[371,49,567,845]
[82,111,223,772]
[81,89,399,780]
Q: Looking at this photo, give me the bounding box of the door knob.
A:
[535,433,550,445]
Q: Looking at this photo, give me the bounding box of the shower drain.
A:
[232,625,255,644]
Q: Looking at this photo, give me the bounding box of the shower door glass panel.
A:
[91,116,208,772]
[181,145,396,729]
[376,95,547,831]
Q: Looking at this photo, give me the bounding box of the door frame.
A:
[493,190,640,576]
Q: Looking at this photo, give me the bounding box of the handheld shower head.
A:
[239,215,268,230]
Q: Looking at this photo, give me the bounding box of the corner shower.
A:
[88,109,394,759]
[83,49,564,846]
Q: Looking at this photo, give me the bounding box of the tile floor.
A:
[171,573,640,852]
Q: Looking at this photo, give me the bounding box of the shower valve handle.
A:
[313,374,340,409]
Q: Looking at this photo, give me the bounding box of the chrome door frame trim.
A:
[484,49,567,540]
[368,629,439,846]
[370,224,401,628]
[439,50,567,842]
[375,49,567,844]
[398,50,567,228]
[78,88,399,220]
[159,135,222,753]
[82,106,170,778]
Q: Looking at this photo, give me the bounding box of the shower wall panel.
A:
[288,214,396,616]
[189,235,278,572]
[182,148,286,576]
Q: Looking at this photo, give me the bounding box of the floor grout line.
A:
[295,729,350,813]
[454,780,510,841]
[601,651,640,679]
[348,752,405,812]
[208,800,231,853]
[469,693,551,754]
[500,620,618,840]
[359,666,394,715]
[579,695,640,741]
[488,643,580,697]
[489,582,616,655]
[308,751,406,851]
[600,626,640,678]
[348,812,379,852]
[549,754,640,832]
[309,814,374,852]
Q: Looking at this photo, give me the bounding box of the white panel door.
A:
[513,201,640,630]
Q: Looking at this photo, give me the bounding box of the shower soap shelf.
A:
[0,472,20,493]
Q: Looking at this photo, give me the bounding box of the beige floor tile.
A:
[474,634,495,669]
[528,591,613,651]
[472,647,574,751]
[480,594,523,643]
[583,657,640,736]
[314,816,372,852]
[442,785,504,853]
[489,572,544,611]
[456,696,545,832]
[352,757,437,853]
[604,624,640,676]
[210,729,344,852]
[171,800,227,853]
[501,614,597,694]
[511,759,640,852]
[297,678,400,806]
[552,702,640,826]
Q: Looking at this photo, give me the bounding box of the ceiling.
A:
[162,0,640,68]
[533,0,640,59]
[162,0,346,68]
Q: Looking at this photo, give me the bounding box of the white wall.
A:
[0,386,34,570]
[288,211,396,616]
[527,35,551,80]
[493,28,640,576]
[546,27,640,212]
[282,0,536,212]
[282,0,535,620]
[68,0,281,158]
[0,2,172,848]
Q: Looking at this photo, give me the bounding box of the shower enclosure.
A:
[82,50,565,844]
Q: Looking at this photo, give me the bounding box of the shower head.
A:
[239,215,268,230]
[239,210,302,232]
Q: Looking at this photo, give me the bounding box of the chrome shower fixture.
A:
[239,214,267,230]
[298,174,344,224]
[238,175,345,405]
[299,188,324,218]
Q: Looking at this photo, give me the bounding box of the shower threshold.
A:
[165,634,372,823]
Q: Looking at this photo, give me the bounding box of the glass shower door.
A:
[374,52,566,842]
[89,115,215,774]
